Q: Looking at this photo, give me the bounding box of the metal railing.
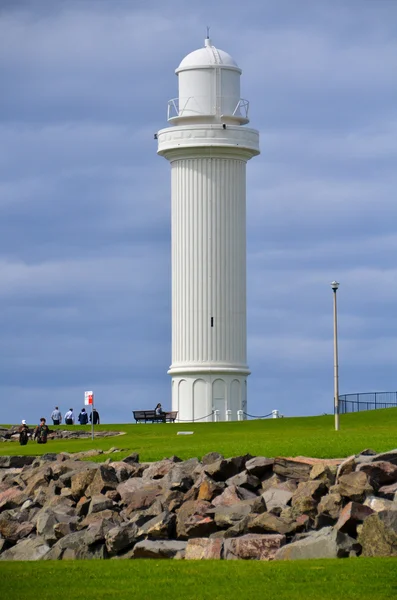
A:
[167,97,249,120]
[339,392,397,414]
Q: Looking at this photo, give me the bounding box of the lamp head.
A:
[330,281,340,291]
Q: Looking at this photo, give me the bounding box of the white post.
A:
[237,410,243,421]
[213,410,220,423]
[226,410,232,422]
[331,281,340,431]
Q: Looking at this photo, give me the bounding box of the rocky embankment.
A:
[0,449,397,561]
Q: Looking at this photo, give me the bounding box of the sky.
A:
[0,0,396,425]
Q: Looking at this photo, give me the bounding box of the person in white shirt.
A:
[64,408,74,425]
[51,406,62,425]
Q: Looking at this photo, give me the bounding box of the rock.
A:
[358,510,397,556]
[357,450,397,466]
[122,452,139,465]
[262,488,293,511]
[309,464,335,485]
[356,461,397,490]
[85,465,118,497]
[143,459,176,481]
[53,521,78,539]
[204,456,251,482]
[225,471,261,491]
[212,485,252,507]
[336,455,356,481]
[291,481,327,517]
[162,458,200,492]
[136,511,176,539]
[224,534,285,560]
[378,482,397,500]
[0,487,28,510]
[249,512,304,536]
[316,492,343,521]
[161,490,185,512]
[0,536,50,561]
[41,530,88,560]
[84,519,115,546]
[273,458,313,481]
[123,484,163,515]
[105,523,139,555]
[185,537,223,559]
[0,456,35,469]
[337,471,373,502]
[109,461,137,483]
[88,495,115,515]
[274,527,360,560]
[363,496,397,513]
[245,457,274,478]
[197,476,225,502]
[63,543,108,560]
[213,504,253,529]
[335,501,374,536]
[116,478,145,504]
[79,509,122,529]
[201,452,224,466]
[70,468,96,497]
[131,540,187,559]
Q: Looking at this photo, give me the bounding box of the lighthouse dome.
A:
[176,39,241,73]
[170,39,248,125]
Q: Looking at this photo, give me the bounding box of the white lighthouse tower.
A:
[157,37,260,422]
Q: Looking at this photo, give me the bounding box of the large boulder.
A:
[0,536,50,561]
[358,510,397,556]
[248,512,301,536]
[224,534,285,560]
[291,480,327,517]
[274,527,360,560]
[136,511,176,539]
[0,456,35,469]
[131,540,187,559]
[70,468,96,497]
[262,487,293,512]
[356,461,397,490]
[213,504,253,529]
[316,492,343,521]
[334,501,374,536]
[85,465,118,497]
[105,523,139,555]
[185,538,223,559]
[337,471,373,502]
[161,458,200,492]
[225,471,261,491]
[203,456,251,482]
[245,457,274,478]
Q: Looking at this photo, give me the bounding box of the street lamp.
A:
[330,281,340,431]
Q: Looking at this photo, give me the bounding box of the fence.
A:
[339,392,397,414]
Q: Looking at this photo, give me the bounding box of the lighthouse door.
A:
[212,379,226,421]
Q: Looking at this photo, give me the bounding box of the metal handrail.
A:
[339,392,397,414]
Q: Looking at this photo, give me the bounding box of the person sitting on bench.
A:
[155,403,165,420]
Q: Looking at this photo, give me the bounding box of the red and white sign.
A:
[84,391,94,406]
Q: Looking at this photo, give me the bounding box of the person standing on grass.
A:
[64,408,75,425]
[90,408,100,425]
[51,406,62,425]
[18,420,31,445]
[34,418,49,444]
[78,408,88,425]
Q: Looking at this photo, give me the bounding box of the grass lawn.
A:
[1,408,397,462]
[1,558,396,600]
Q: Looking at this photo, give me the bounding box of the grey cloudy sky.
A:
[1,0,396,424]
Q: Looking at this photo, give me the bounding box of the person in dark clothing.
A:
[18,420,31,445]
[34,418,49,444]
[78,408,88,425]
[89,408,100,425]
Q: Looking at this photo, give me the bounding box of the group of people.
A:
[18,406,101,446]
[50,406,100,426]
[18,418,49,446]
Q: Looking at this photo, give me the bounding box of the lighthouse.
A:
[157,38,260,422]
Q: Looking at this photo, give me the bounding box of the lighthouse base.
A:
[170,370,248,422]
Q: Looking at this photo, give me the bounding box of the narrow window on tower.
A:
[211,317,214,327]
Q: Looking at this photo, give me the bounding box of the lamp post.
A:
[330,281,340,431]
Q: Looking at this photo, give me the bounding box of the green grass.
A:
[1,409,397,462]
[0,558,396,600]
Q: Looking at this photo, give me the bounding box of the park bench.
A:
[132,410,178,423]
